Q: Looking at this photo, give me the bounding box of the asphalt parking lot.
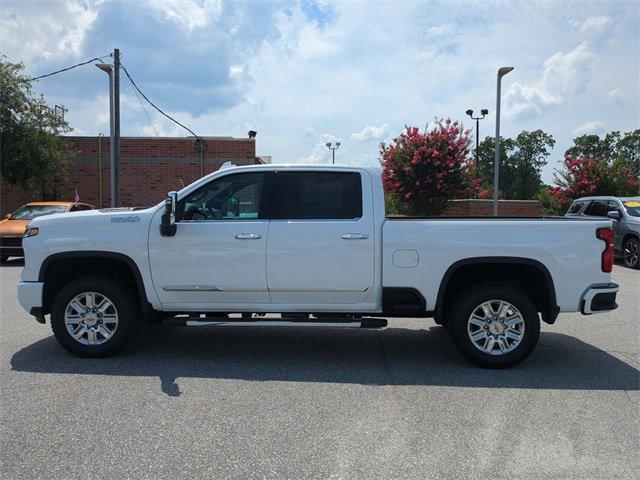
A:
[0,260,638,479]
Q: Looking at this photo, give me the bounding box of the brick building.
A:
[0,136,262,214]
[444,199,541,216]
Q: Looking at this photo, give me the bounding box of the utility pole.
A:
[113,48,121,207]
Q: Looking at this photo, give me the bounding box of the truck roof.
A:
[221,162,381,171]
[573,196,640,202]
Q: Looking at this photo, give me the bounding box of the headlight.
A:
[24,226,39,238]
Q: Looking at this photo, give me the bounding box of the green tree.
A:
[567,130,640,178]
[475,130,554,199]
[476,135,516,198]
[510,130,555,199]
[616,130,640,178]
[0,55,72,196]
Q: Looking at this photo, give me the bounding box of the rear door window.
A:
[584,200,609,217]
[272,171,362,220]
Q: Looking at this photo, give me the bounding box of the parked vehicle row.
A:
[17,165,618,368]
[565,196,640,269]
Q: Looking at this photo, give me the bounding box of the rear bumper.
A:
[17,281,44,315]
[580,283,619,315]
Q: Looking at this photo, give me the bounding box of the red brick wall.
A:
[444,199,541,217]
[0,136,258,214]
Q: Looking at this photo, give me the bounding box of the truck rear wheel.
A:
[50,275,140,357]
[449,283,540,368]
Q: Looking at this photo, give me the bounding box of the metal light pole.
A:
[493,66,514,217]
[95,63,116,207]
[465,108,489,185]
[98,133,104,208]
[325,141,341,164]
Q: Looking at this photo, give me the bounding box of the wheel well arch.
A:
[39,251,150,317]
[435,257,559,325]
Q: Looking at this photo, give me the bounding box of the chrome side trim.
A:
[268,286,370,292]
[162,285,224,292]
[162,285,267,292]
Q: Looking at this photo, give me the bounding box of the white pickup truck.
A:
[17,164,619,367]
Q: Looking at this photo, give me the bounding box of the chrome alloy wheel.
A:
[64,292,119,345]
[467,300,525,356]
[623,239,639,267]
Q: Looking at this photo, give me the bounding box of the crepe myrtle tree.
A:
[549,154,639,211]
[381,120,473,216]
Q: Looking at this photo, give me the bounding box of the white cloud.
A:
[229,65,244,78]
[147,0,222,31]
[606,87,628,104]
[424,23,454,38]
[504,42,594,117]
[349,124,391,142]
[0,0,98,62]
[570,16,611,36]
[299,133,341,164]
[572,121,604,136]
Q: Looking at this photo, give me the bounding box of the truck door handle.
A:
[235,233,262,240]
[341,233,368,240]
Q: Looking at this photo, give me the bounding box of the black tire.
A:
[50,274,140,357]
[0,255,9,264]
[622,237,639,269]
[449,283,540,369]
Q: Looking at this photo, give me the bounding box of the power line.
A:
[129,78,159,137]
[29,54,112,81]
[120,64,200,139]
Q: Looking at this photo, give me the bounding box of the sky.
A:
[1,0,639,184]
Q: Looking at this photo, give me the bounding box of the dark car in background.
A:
[566,196,640,269]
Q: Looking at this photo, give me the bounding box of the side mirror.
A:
[607,210,621,220]
[3,213,10,219]
[160,191,178,236]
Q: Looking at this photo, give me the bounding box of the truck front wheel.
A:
[449,283,540,368]
[50,275,140,357]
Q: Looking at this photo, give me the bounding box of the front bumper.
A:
[0,236,24,257]
[580,283,619,315]
[17,281,44,316]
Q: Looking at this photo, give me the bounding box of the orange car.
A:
[0,201,95,262]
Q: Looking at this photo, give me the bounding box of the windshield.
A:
[10,205,66,220]
[623,201,640,217]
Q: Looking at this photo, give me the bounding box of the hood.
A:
[0,218,28,236]
[27,205,157,230]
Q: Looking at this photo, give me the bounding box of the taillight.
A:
[596,227,614,272]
